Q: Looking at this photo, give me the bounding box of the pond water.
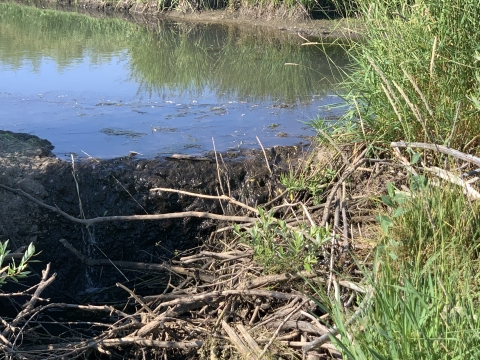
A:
[0,2,348,159]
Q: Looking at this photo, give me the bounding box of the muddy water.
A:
[0,3,348,159]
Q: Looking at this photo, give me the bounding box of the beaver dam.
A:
[0,119,405,359]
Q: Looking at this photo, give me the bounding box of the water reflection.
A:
[0,2,348,158]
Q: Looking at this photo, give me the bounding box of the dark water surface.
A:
[0,2,348,159]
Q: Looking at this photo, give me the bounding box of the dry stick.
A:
[250,298,300,332]
[320,157,368,227]
[391,142,480,168]
[218,153,233,198]
[0,332,13,349]
[446,102,461,148]
[464,135,480,153]
[258,299,308,358]
[236,324,262,357]
[261,190,287,208]
[116,283,155,317]
[3,264,56,339]
[429,36,437,80]
[212,137,225,195]
[341,182,349,243]
[221,321,251,357]
[256,136,272,175]
[60,239,216,283]
[353,97,366,140]
[150,187,259,215]
[300,203,315,227]
[179,250,253,263]
[392,146,419,176]
[0,184,257,226]
[302,288,374,354]
[249,305,261,325]
[423,166,480,200]
[25,337,202,352]
[242,270,319,290]
[151,290,310,315]
[300,310,331,333]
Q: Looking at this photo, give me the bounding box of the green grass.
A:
[308,0,480,358]
[336,0,480,151]
[328,181,480,359]
[233,209,332,274]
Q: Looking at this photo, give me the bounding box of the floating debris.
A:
[100,128,148,138]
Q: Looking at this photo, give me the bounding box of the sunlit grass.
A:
[312,1,480,358]
[337,0,480,151]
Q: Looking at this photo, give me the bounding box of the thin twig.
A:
[150,187,259,214]
[0,185,257,225]
[212,137,225,195]
[256,136,272,175]
[258,299,308,358]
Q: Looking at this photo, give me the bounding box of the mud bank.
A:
[0,131,305,301]
[25,0,362,40]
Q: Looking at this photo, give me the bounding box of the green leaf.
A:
[381,195,395,207]
[471,95,480,110]
[411,152,421,165]
[392,207,404,218]
[377,215,393,234]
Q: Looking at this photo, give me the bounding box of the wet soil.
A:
[0,131,306,301]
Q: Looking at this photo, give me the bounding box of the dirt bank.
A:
[140,9,362,40]
[37,0,362,40]
[0,130,305,301]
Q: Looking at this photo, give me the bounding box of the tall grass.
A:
[339,0,480,151]
[312,0,480,358]
[329,181,480,359]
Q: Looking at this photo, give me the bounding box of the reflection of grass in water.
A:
[129,22,348,102]
[0,3,348,102]
[0,3,139,70]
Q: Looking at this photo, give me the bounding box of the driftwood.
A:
[391,141,480,167]
[0,184,258,225]
[391,142,480,200]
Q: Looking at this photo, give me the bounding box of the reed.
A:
[338,0,480,151]
[317,1,480,358]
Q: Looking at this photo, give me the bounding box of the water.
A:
[0,3,348,159]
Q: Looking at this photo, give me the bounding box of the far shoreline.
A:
[19,0,363,40]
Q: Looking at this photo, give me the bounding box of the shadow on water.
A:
[0,2,350,158]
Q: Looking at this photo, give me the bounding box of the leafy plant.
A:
[234,209,332,273]
[280,166,335,203]
[0,240,36,286]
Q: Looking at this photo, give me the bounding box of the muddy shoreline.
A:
[0,130,306,301]
[17,0,362,40]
